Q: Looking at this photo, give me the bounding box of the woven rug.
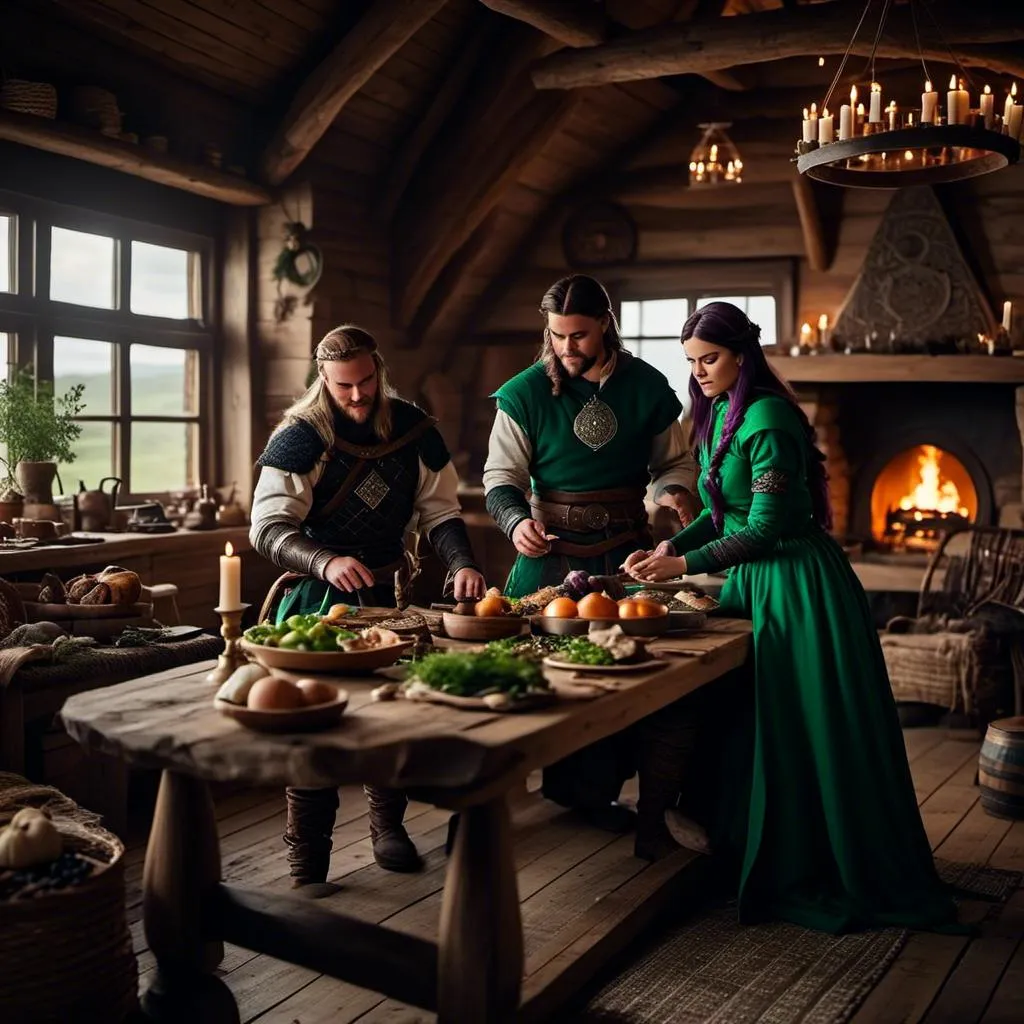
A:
[579,863,1021,1024]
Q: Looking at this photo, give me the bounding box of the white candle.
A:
[921,80,937,125]
[981,85,995,129]
[818,108,834,144]
[947,75,960,124]
[869,82,882,123]
[1004,83,1017,128]
[800,322,814,349]
[886,101,898,131]
[856,102,866,126]
[219,541,242,610]
[802,106,815,143]
[1003,300,1013,332]
[839,104,853,140]
[1010,103,1024,141]
[958,79,970,124]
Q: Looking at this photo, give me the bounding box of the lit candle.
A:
[1003,300,1013,332]
[1010,102,1024,141]
[219,541,242,611]
[921,80,937,125]
[839,103,853,140]
[818,107,834,144]
[856,102,866,126]
[802,106,815,143]
[947,75,968,124]
[886,101,898,131]
[869,82,882,123]
[981,85,995,129]
[1004,83,1017,128]
[818,314,829,333]
[800,322,814,349]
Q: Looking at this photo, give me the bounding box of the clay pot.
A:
[15,461,58,506]
[0,494,24,523]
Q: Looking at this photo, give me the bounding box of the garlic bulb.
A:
[0,808,63,869]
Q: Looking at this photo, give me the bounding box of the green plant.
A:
[0,367,86,488]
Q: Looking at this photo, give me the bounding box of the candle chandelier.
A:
[795,0,1021,188]
[689,123,743,187]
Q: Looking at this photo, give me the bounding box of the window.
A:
[0,192,212,500]
[620,276,786,416]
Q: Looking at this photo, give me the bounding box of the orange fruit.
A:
[474,595,508,617]
[619,598,667,619]
[543,597,578,618]
[577,592,619,620]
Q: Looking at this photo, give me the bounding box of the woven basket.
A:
[0,79,57,119]
[0,774,138,1024]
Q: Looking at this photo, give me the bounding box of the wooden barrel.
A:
[978,716,1024,819]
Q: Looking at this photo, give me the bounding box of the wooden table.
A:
[60,619,751,1023]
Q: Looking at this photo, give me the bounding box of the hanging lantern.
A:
[689,123,743,187]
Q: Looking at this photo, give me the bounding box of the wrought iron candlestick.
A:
[206,603,251,686]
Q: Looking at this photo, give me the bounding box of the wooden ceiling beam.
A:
[531,3,1024,90]
[478,0,608,48]
[260,0,448,187]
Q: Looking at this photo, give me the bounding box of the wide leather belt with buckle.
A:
[530,498,644,534]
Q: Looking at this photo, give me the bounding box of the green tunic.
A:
[671,393,957,933]
[494,357,682,598]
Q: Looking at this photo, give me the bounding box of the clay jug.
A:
[77,476,122,532]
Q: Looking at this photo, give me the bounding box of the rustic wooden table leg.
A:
[438,794,523,1023]
[141,770,238,1023]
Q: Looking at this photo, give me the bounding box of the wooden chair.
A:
[881,525,1024,725]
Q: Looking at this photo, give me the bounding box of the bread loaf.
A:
[96,567,142,605]
[66,575,96,604]
[37,572,67,604]
[80,582,112,605]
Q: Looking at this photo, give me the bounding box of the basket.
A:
[0,773,138,1023]
[68,86,122,137]
[0,79,58,119]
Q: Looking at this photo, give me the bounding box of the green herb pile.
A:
[114,626,174,648]
[243,613,356,652]
[411,649,548,697]
[486,634,573,661]
[555,638,616,666]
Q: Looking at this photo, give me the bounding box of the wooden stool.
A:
[148,583,181,625]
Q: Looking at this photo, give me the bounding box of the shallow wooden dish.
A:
[542,656,666,674]
[442,612,527,641]
[401,680,555,713]
[241,638,414,674]
[667,609,708,631]
[22,599,153,620]
[532,614,670,637]
[213,691,349,733]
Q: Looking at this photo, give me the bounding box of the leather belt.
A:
[531,486,646,535]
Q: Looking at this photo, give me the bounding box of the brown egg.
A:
[247,676,304,711]
[294,679,338,707]
[618,598,667,619]
[577,592,619,620]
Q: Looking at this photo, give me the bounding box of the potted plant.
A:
[0,367,86,511]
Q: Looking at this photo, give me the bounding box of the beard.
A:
[337,393,377,425]
[558,351,598,378]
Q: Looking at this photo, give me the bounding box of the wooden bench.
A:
[60,619,751,1023]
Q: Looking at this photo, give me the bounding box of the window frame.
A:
[0,190,215,502]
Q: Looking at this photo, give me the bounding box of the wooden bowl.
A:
[441,612,528,641]
[667,609,708,631]
[213,691,349,733]
[532,614,670,637]
[240,638,414,674]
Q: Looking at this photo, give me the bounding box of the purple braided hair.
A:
[684,302,832,533]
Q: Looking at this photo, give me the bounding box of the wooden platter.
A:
[441,612,528,641]
[398,680,557,713]
[23,600,152,620]
[213,692,349,733]
[240,638,414,674]
[531,614,670,637]
[542,656,667,674]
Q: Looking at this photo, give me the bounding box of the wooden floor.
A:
[121,728,1024,1023]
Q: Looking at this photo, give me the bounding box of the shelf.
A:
[0,108,272,206]
[767,353,1024,384]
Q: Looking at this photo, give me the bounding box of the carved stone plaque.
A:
[833,186,996,346]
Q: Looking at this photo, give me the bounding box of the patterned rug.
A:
[578,863,1021,1024]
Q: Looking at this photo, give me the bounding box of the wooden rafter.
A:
[791,172,829,273]
[260,0,448,187]
[478,0,607,47]
[530,3,1024,89]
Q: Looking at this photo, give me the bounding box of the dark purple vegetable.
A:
[562,569,592,600]
[588,575,627,600]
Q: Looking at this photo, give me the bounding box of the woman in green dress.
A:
[625,302,958,934]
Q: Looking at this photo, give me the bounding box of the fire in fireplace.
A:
[870,445,978,550]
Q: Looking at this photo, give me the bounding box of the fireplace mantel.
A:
[768,354,1024,385]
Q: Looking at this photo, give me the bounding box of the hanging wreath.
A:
[273,221,323,322]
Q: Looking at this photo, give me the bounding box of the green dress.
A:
[493,357,682,598]
[671,392,958,934]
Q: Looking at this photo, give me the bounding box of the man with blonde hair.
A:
[251,324,485,884]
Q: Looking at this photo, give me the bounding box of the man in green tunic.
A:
[483,274,699,844]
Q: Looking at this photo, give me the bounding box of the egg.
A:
[246,676,305,711]
[294,679,338,707]
[577,592,619,620]
[543,597,578,618]
[618,598,668,619]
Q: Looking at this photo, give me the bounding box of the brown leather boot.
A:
[633,699,699,861]
[284,787,339,886]
[364,785,423,872]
